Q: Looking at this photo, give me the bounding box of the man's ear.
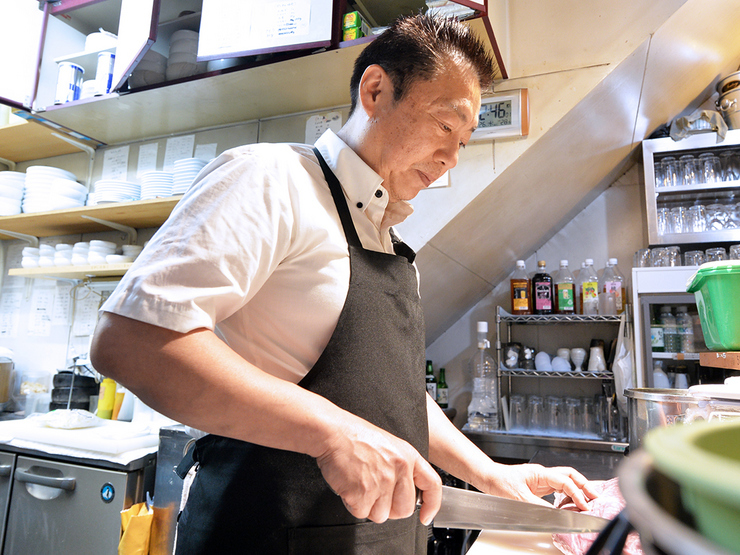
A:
[358,64,391,120]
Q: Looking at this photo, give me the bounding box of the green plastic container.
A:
[686,261,740,351]
[645,420,740,554]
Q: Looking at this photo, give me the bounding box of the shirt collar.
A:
[314,130,414,228]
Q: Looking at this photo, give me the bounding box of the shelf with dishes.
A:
[7,263,132,280]
[0,196,181,239]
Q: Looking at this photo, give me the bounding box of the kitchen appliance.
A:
[717,71,740,130]
[625,388,701,451]
[433,485,609,533]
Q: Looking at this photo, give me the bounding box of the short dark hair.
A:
[348,14,494,115]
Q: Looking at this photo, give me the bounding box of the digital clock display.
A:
[479,99,512,128]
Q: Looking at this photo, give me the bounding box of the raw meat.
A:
[552,478,643,555]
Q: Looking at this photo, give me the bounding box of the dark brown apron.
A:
[174,148,428,554]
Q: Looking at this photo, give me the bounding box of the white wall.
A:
[425,164,646,428]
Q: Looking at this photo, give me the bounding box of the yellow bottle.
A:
[97,378,116,419]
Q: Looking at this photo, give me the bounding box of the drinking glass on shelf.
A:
[634,248,651,267]
[684,250,705,266]
[729,203,740,229]
[706,247,728,262]
[651,247,669,267]
[686,205,706,233]
[657,207,670,235]
[705,204,730,231]
[669,206,686,233]
[545,396,563,434]
[661,156,679,187]
[564,397,582,436]
[509,394,526,432]
[654,160,667,188]
[698,153,722,184]
[582,397,597,436]
[666,246,682,266]
[679,154,699,187]
[731,244,740,260]
[527,395,544,431]
[720,151,740,182]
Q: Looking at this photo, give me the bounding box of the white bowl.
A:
[21,257,39,268]
[90,240,117,250]
[22,247,39,256]
[0,198,21,216]
[54,257,72,267]
[55,243,73,252]
[122,245,143,256]
[166,62,197,81]
[87,254,108,265]
[171,29,198,42]
[168,52,197,65]
[52,178,87,196]
[0,184,24,200]
[71,255,88,266]
[169,39,198,54]
[129,70,166,88]
[38,256,54,267]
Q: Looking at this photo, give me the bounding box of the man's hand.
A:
[480,463,599,511]
[316,417,441,525]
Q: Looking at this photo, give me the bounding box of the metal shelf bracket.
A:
[51,132,96,189]
[80,215,137,244]
[0,229,39,247]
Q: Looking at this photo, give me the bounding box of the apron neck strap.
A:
[313,147,362,249]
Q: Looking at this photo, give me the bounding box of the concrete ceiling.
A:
[406,0,740,344]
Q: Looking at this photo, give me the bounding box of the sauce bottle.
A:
[510,260,531,314]
[532,260,553,315]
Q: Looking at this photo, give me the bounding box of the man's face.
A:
[370,60,481,203]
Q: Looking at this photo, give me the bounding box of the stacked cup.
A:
[166,30,199,81]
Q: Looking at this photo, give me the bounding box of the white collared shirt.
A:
[101,131,415,383]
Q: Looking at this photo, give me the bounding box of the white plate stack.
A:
[23,166,81,213]
[0,171,26,216]
[141,171,174,200]
[166,30,200,81]
[93,180,141,204]
[173,158,207,194]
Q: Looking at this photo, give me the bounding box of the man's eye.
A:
[459,141,466,150]
[441,123,451,132]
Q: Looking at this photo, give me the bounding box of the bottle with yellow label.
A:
[97,378,117,419]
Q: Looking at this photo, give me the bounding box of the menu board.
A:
[197,0,333,60]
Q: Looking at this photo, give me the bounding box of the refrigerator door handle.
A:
[14,468,76,491]
[0,464,12,477]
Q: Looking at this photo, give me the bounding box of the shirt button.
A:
[356,202,363,208]
[375,189,383,198]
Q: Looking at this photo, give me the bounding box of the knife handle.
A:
[415,488,423,509]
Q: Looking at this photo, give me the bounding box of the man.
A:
[91,14,596,554]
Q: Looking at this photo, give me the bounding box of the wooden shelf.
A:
[0,196,181,239]
[700,351,740,370]
[8,263,132,280]
[0,120,97,163]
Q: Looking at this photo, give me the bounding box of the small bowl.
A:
[90,240,117,250]
[71,255,88,266]
[105,254,134,265]
[21,257,39,268]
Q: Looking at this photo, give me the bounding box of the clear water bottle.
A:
[676,306,695,353]
[660,306,679,354]
[467,322,499,432]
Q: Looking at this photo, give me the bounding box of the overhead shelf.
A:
[0,120,98,164]
[32,18,501,146]
[0,196,181,239]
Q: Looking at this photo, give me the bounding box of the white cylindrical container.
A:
[95,51,115,94]
[54,62,84,104]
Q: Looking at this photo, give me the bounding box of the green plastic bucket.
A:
[645,420,740,554]
[686,260,740,351]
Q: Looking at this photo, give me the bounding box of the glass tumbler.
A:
[634,248,651,267]
[509,394,526,432]
[720,151,740,182]
[706,247,728,262]
[582,397,597,436]
[564,397,582,436]
[686,205,706,233]
[669,206,686,234]
[679,154,698,187]
[527,395,544,431]
[698,153,722,184]
[684,250,705,266]
[654,160,666,188]
[731,244,740,260]
[545,396,563,434]
[661,156,679,187]
[666,246,682,266]
[705,204,729,231]
[650,247,668,267]
[657,207,670,236]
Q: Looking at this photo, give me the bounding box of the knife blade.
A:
[432,485,609,534]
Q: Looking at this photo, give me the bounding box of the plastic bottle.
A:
[554,260,575,314]
[598,260,617,315]
[579,259,599,315]
[600,258,626,315]
[467,322,499,431]
[660,306,679,354]
[676,306,695,353]
[651,312,665,353]
[509,260,531,315]
[531,260,553,315]
[574,261,587,314]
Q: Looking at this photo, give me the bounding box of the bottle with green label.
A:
[425,360,437,400]
[436,367,449,408]
[554,259,575,314]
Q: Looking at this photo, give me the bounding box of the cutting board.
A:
[467,530,560,554]
[0,418,159,454]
